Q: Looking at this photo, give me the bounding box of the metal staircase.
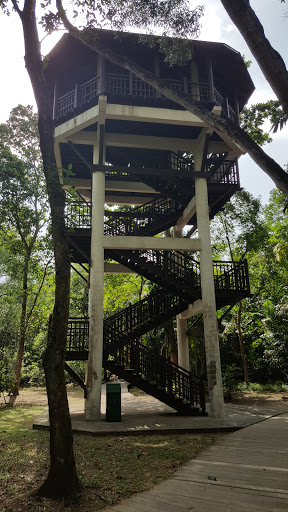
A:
[66,291,205,415]
[65,157,250,415]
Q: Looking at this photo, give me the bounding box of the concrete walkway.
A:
[33,381,288,434]
[102,412,288,512]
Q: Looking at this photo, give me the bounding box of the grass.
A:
[0,401,219,512]
[236,382,288,393]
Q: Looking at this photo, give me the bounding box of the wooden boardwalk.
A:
[103,413,288,512]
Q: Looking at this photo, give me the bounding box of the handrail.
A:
[55,73,238,123]
[104,196,182,236]
[104,289,187,342]
[67,318,89,352]
[122,249,201,288]
[65,256,249,412]
[66,157,239,232]
[108,337,205,411]
[66,296,205,412]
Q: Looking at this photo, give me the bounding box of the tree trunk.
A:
[221,0,288,116]
[9,251,30,401]
[56,3,288,195]
[14,0,81,497]
[237,301,249,385]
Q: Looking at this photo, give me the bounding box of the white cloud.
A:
[198,5,223,42]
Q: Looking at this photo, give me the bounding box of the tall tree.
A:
[212,190,267,384]
[0,106,50,400]
[0,0,82,497]
[219,189,288,385]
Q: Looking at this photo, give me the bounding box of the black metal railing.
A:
[104,289,187,343]
[65,260,249,409]
[104,197,182,236]
[67,317,89,352]
[66,196,182,234]
[66,155,239,232]
[213,259,249,292]
[66,292,204,409]
[110,338,205,411]
[207,160,239,185]
[55,73,237,122]
[127,249,201,286]
[66,291,187,354]
[80,76,100,104]
[170,153,195,171]
[66,201,92,229]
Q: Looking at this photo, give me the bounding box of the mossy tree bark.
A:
[11,0,81,497]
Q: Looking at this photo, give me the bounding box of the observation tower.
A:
[45,30,254,420]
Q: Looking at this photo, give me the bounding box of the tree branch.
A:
[11,0,23,18]
[220,0,288,115]
[25,257,52,327]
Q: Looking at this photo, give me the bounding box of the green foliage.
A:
[237,382,288,393]
[103,272,149,317]
[20,332,47,386]
[212,189,267,260]
[241,100,287,144]
[216,188,288,385]
[241,54,252,68]
[0,106,54,390]
[0,349,14,396]
[222,364,239,396]
[70,269,89,317]
[0,106,50,259]
[42,0,204,39]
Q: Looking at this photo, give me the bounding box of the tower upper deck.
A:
[45,30,254,126]
[45,30,254,205]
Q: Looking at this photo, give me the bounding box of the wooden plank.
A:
[104,414,288,512]
[134,490,288,512]
[175,470,288,493]
[148,480,288,509]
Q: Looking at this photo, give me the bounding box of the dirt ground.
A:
[229,390,288,406]
[0,386,83,407]
[2,386,288,408]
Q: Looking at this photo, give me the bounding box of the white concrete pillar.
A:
[176,315,190,370]
[194,148,224,419]
[85,128,105,421]
[173,226,190,371]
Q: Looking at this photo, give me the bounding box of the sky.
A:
[0,0,287,204]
